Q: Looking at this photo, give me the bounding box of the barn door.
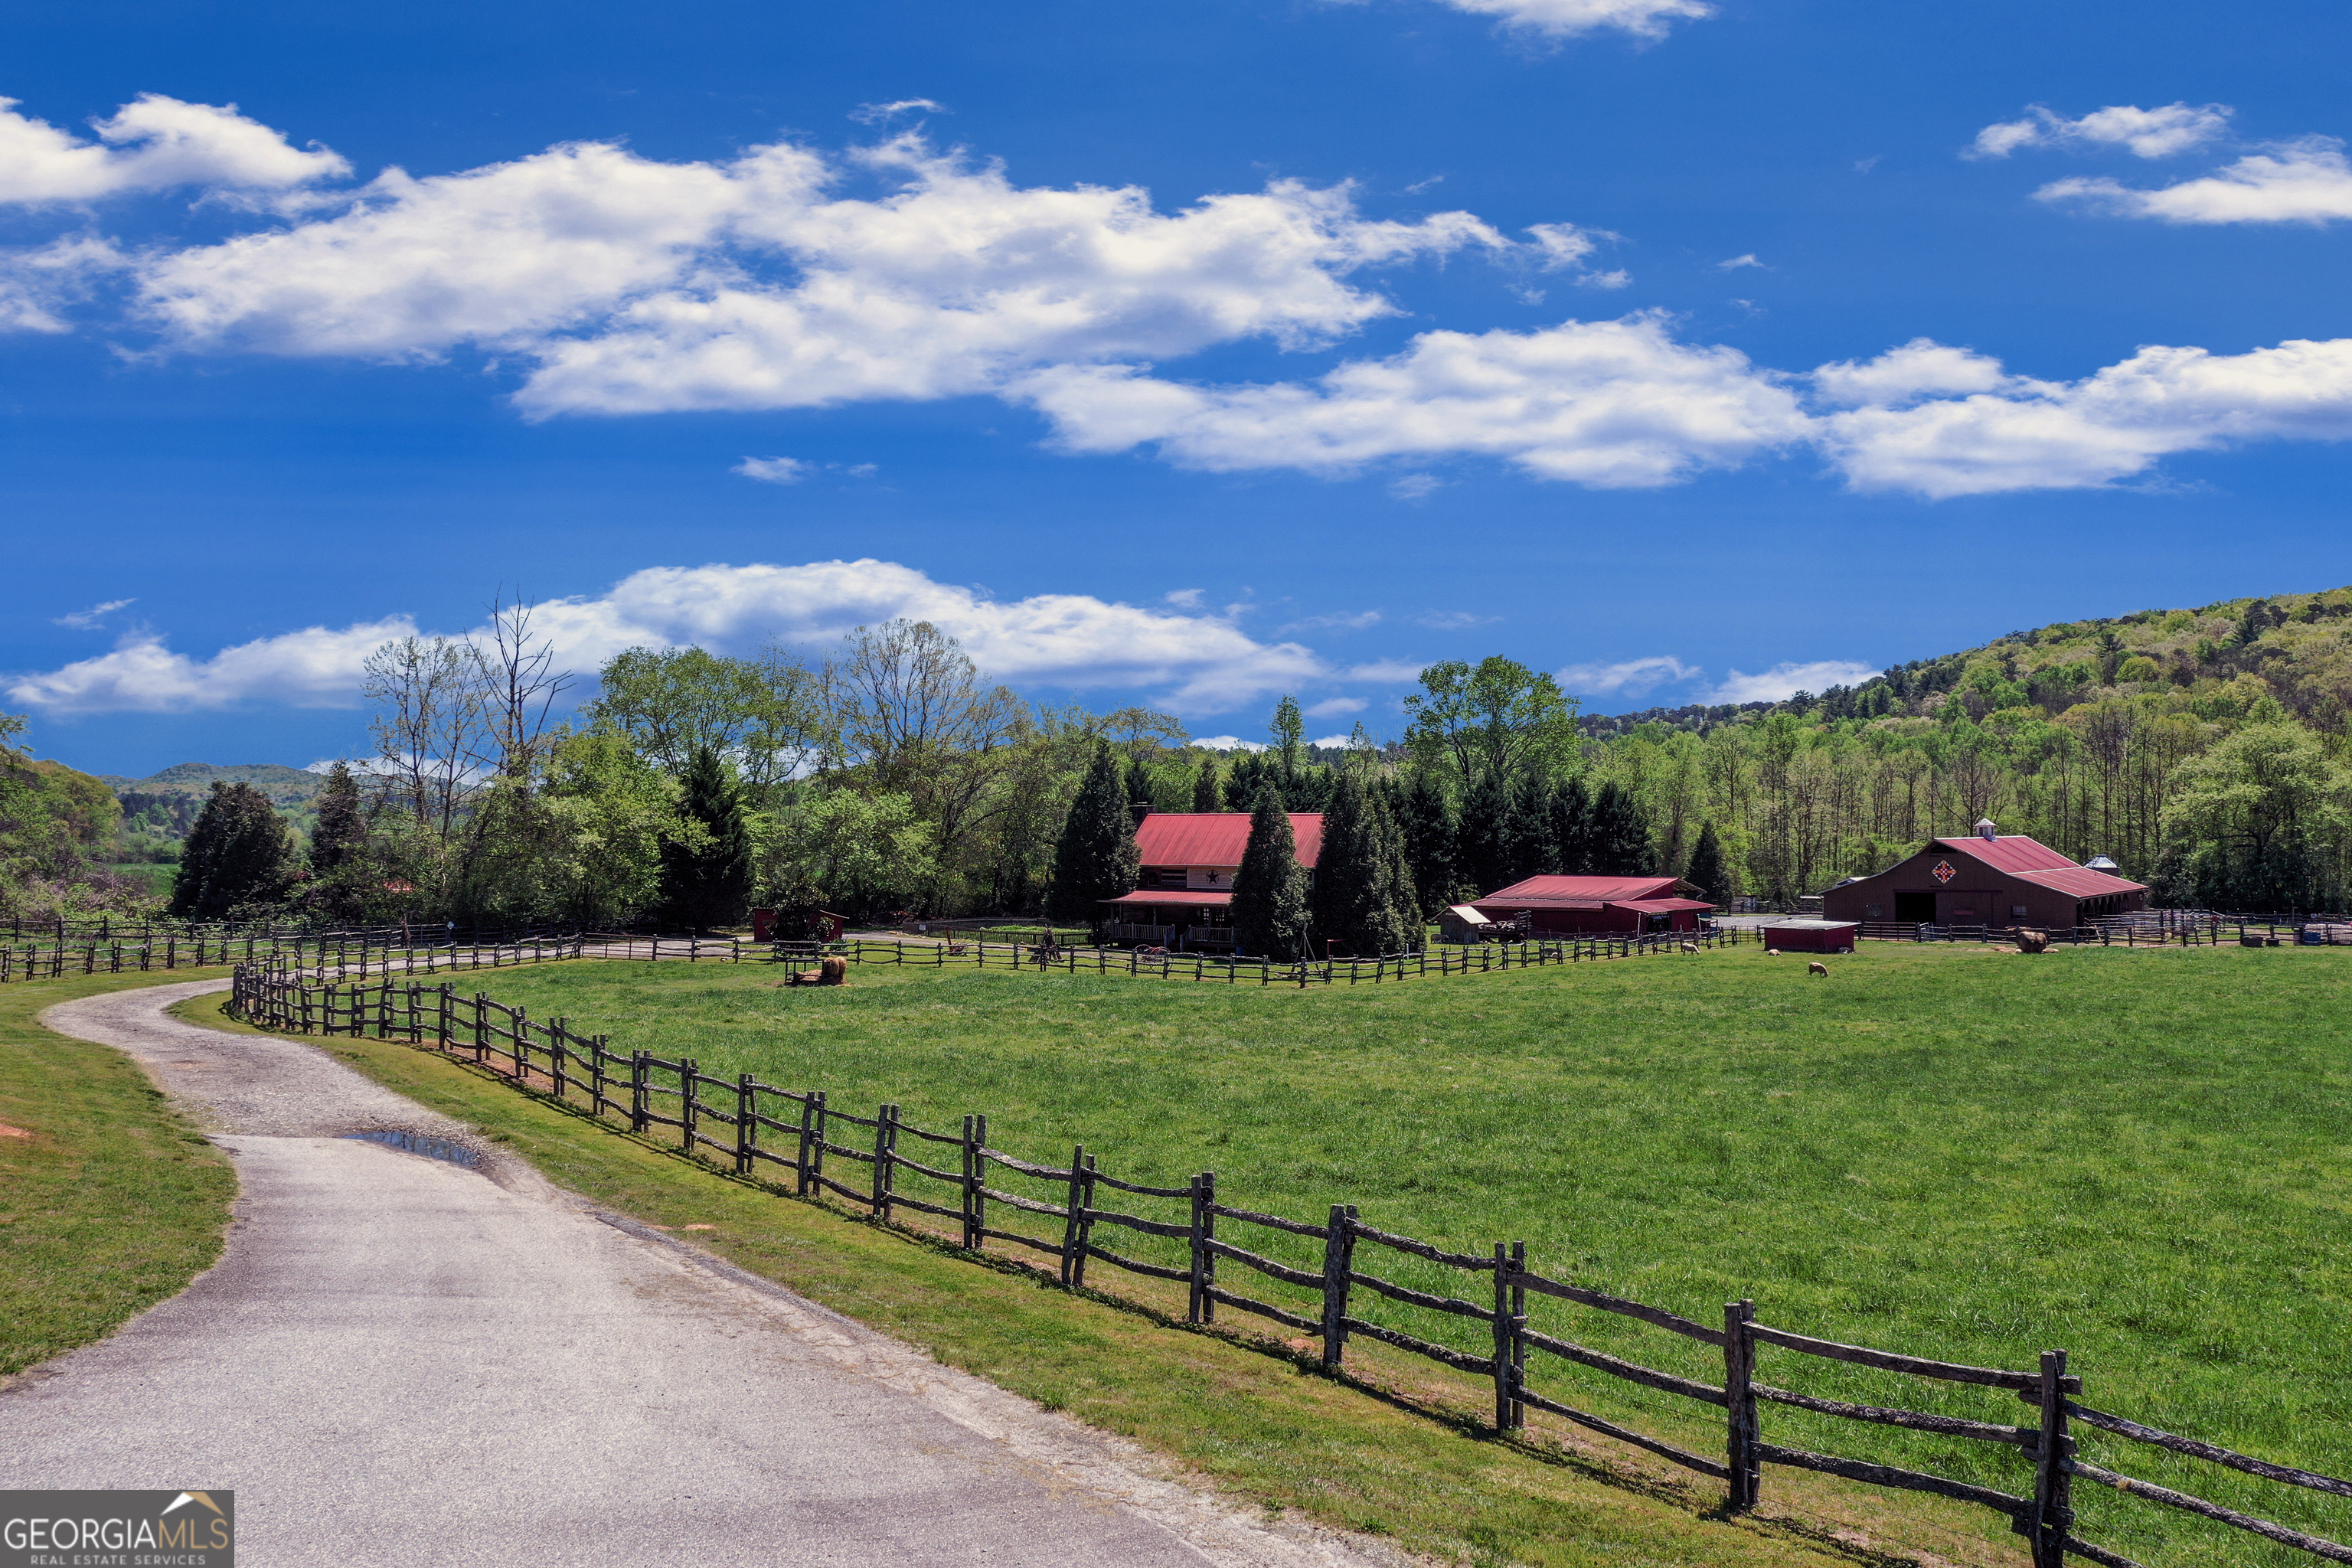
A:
[1894,890,1936,923]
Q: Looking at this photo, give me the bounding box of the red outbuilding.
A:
[1762,920,1860,954]
[1099,812,1324,950]
[1469,874,1715,936]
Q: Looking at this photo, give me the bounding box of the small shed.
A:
[1763,920,1859,955]
[1439,903,1497,943]
[1468,875,1715,935]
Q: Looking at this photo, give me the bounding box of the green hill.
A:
[105,763,329,844]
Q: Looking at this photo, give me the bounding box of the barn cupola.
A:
[1974,818,1998,841]
[2085,854,2120,873]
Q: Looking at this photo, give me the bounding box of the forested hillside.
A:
[0,714,151,920]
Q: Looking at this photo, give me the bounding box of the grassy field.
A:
[454,940,2351,1566]
[0,971,237,1378]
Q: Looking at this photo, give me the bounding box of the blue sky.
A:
[7,0,2352,774]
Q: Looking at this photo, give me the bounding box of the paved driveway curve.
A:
[5,980,1388,1568]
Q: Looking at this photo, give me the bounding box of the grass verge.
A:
[0,971,238,1378]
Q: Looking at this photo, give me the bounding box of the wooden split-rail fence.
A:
[225,962,2352,1567]
[0,930,585,986]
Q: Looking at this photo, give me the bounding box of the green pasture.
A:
[472,940,2352,1565]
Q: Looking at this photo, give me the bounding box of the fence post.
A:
[736,1074,755,1176]
[2030,1349,2073,1567]
[1188,1171,1217,1324]
[1723,1298,1759,1511]
[629,1051,649,1133]
[961,1115,981,1250]
[1059,1145,1088,1285]
[798,1091,822,1195]
[681,1060,701,1153]
[871,1103,897,1220]
[1321,1204,1357,1370]
[1492,1241,1526,1431]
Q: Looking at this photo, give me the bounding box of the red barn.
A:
[1821,822,2148,930]
[1469,874,1714,936]
[1099,812,1323,950]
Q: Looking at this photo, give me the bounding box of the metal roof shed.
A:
[1763,920,1860,954]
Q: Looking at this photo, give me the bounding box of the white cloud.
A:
[1968,103,2230,161]
[54,597,136,629]
[734,456,810,484]
[1809,338,2012,407]
[1193,736,1267,752]
[1387,473,1443,500]
[122,129,1509,413]
[1279,610,1382,633]
[1310,733,1361,749]
[1373,0,1713,41]
[1305,695,1368,717]
[1557,655,1699,697]
[5,560,1334,715]
[850,100,947,124]
[1341,658,1429,681]
[1021,312,1810,488]
[1818,336,2352,498]
[1716,253,1763,270]
[0,236,129,333]
[1413,612,1496,630]
[1524,222,1626,288]
[2038,137,2352,224]
[0,94,347,204]
[1703,660,1878,704]
[1164,588,1206,609]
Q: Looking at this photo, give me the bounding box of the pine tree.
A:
[1191,759,1220,813]
[1550,776,1592,875]
[1230,786,1310,960]
[169,781,299,917]
[1455,771,1516,896]
[1125,754,1155,814]
[1312,771,1418,955]
[1587,782,1654,876]
[1507,774,1559,881]
[1374,791,1426,950]
[1049,743,1141,924]
[1684,821,1728,901]
[657,745,753,932]
[1222,751,1271,811]
[1394,770,1458,916]
[309,761,368,875]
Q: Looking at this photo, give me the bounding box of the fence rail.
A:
[221,960,2352,1567]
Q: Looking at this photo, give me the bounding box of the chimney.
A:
[1975,818,1997,841]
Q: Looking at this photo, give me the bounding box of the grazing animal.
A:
[2014,929,2050,954]
[1680,941,1698,953]
[1807,961,1829,978]
[775,955,849,988]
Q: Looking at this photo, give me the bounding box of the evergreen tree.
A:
[1230,786,1310,959]
[169,781,299,917]
[1455,771,1517,896]
[1684,821,1729,901]
[309,761,368,875]
[1550,776,1592,875]
[656,745,753,932]
[1506,774,1559,880]
[1312,773,1416,955]
[1395,770,1458,916]
[1222,751,1271,811]
[1587,782,1654,876]
[1048,743,1141,925]
[1124,753,1155,814]
[1191,758,1220,813]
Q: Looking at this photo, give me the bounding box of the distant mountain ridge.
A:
[104,762,328,842]
[1580,584,2352,737]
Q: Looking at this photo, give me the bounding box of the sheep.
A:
[1807,961,1829,978]
[1680,941,1699,953]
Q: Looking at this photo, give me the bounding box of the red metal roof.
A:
[1102,889,1234,907]
[1929,834,2083,874]
[1133,812,1321,869]
[1478,875,1688,903]
[2007,867,2150,897]
[1615,898,1717,913]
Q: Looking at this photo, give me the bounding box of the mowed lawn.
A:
[475,941,2350,1564]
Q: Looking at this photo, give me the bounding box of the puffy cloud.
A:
[1391,0,1713,40]
[1809,338,2012,407]
[1818,337,2352,497]
[1968,102,2230,161]
[1192,736,1267,752]
[2038,137,2352,224]
[1020,312,1810,487]
[5,560,1328,715]
[0,236,128,332]
[1716,253,1763,270]
[1557,655,1699,697]
[1704,661,1878,704]
[0,94,347,204]
[124,129,1506,412]
[851,100,947,124]
[1305,696,1368,717]
[1524,222,1626,287]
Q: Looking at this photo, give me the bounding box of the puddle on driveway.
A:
[343,1129,481,1168]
